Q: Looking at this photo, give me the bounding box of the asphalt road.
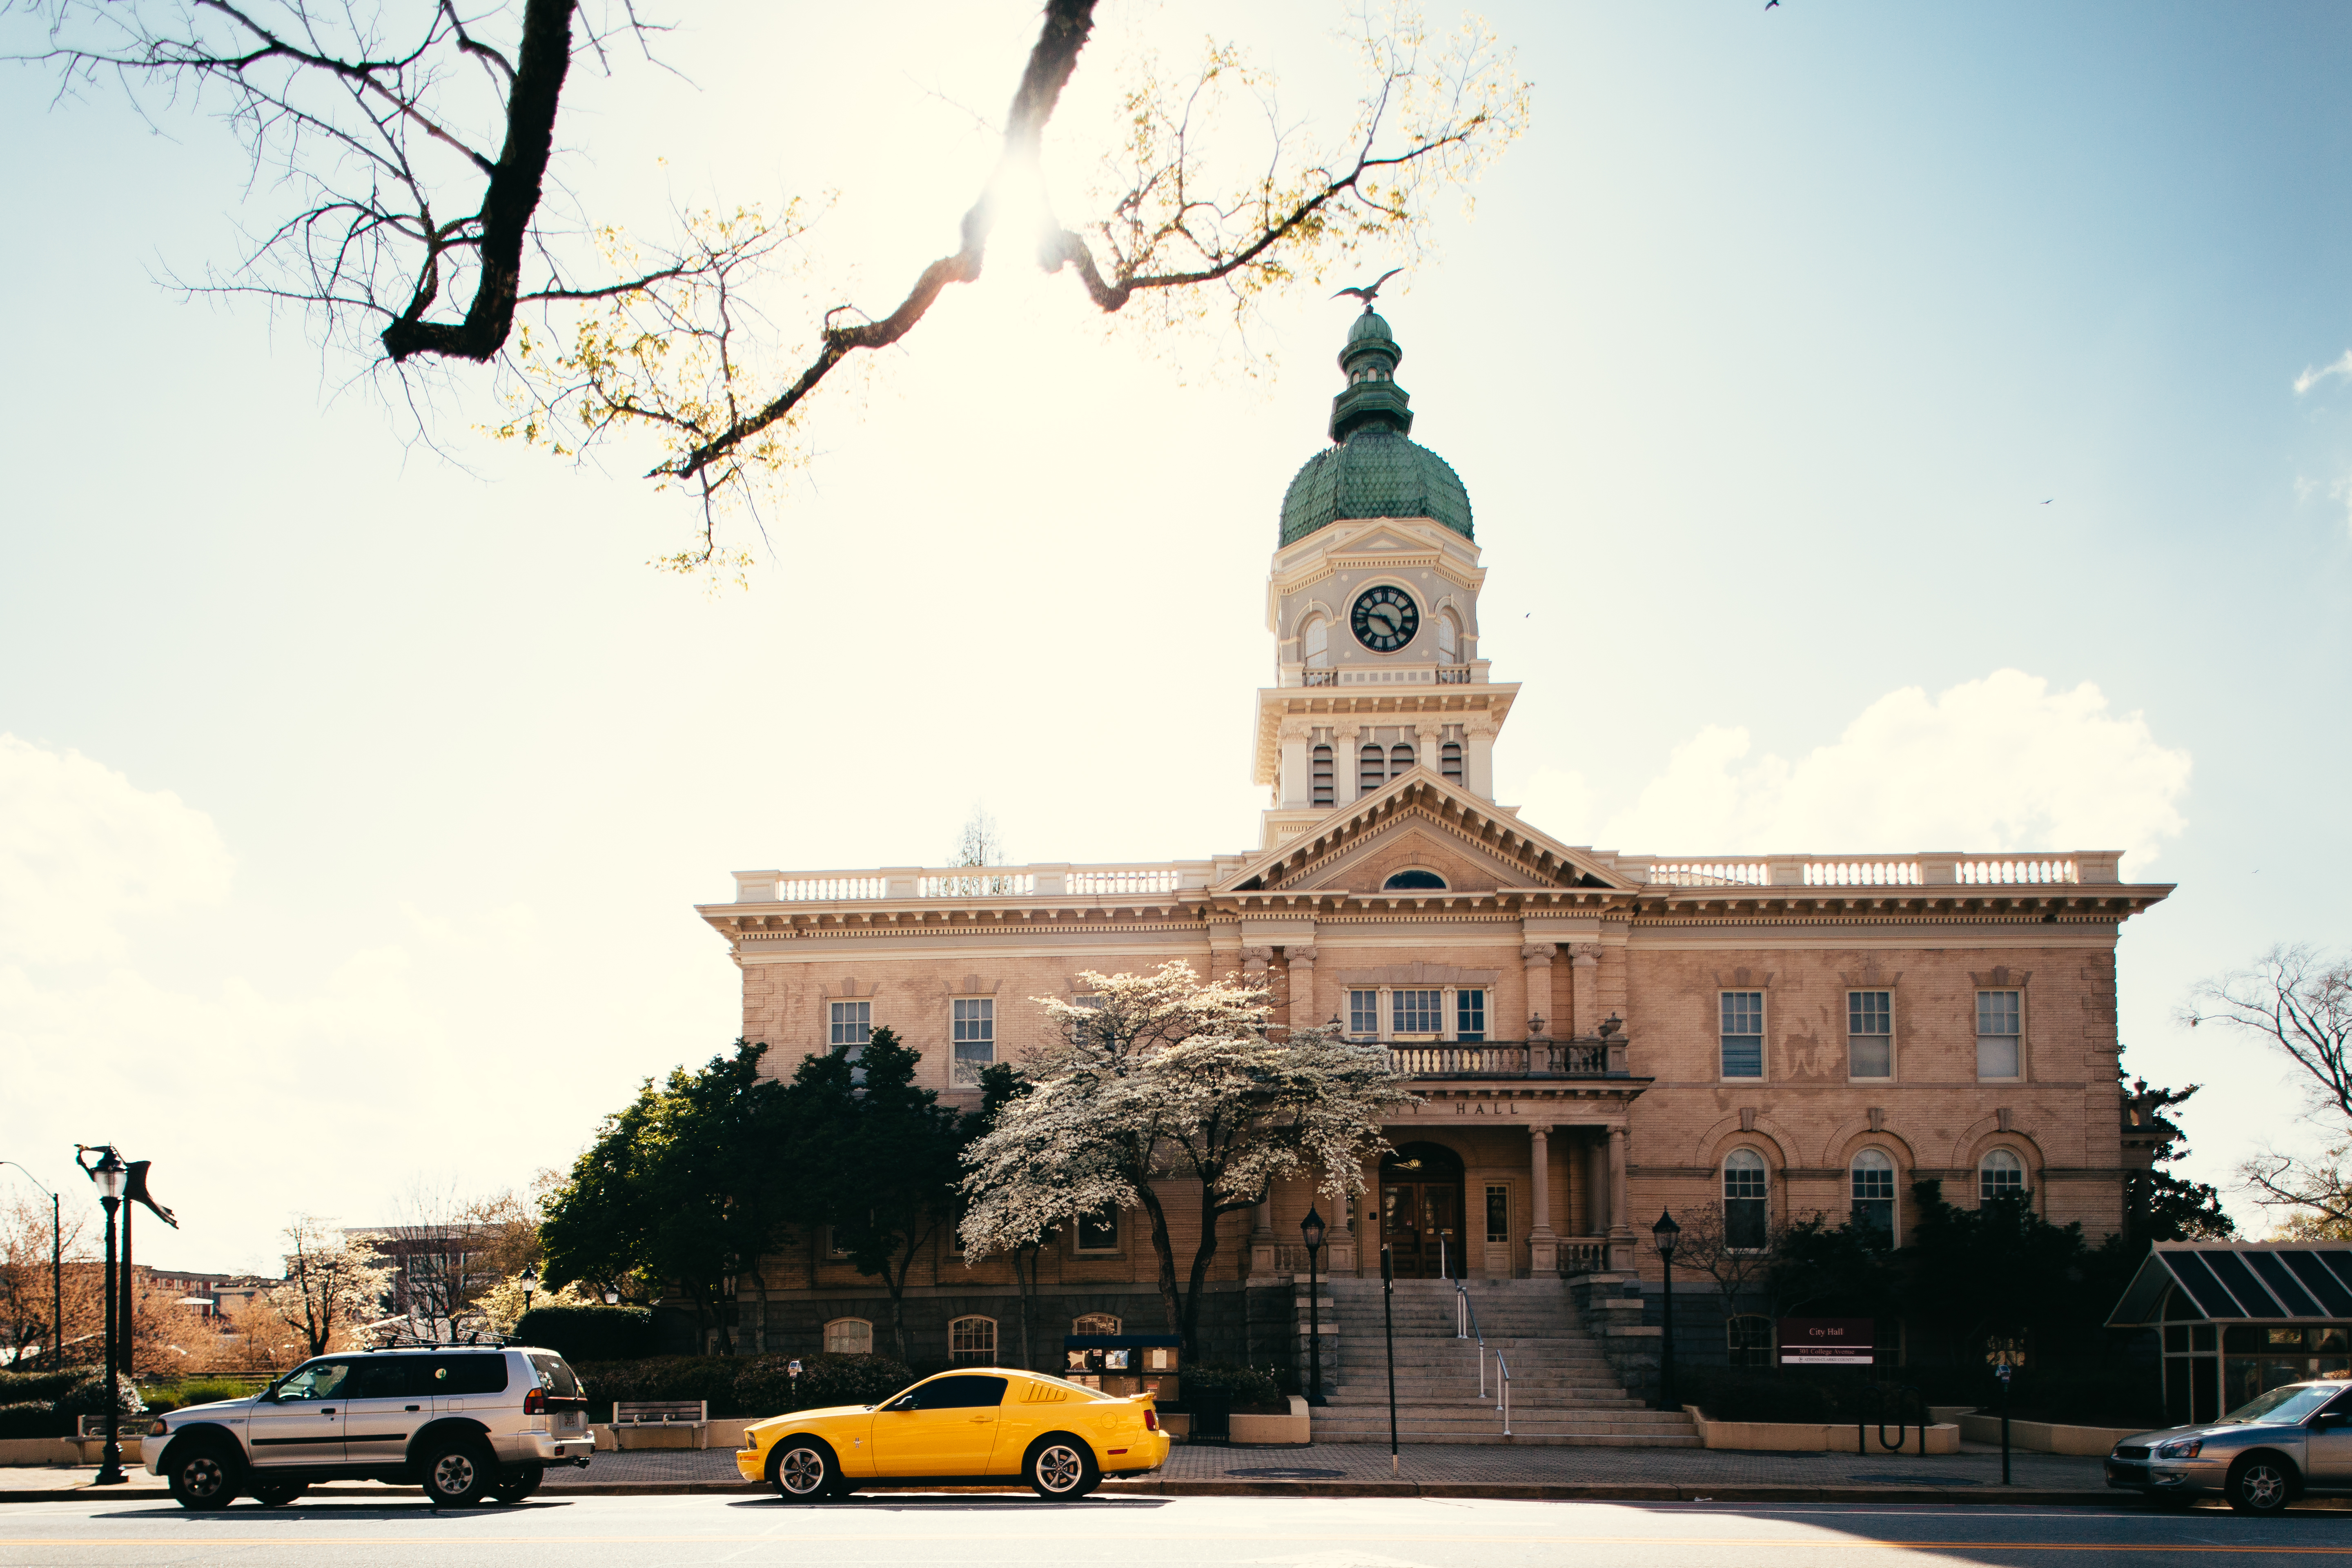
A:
[3,1493,2352,1567]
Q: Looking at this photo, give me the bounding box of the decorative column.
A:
[1287,947,1320,1032]
[1527,1124,1558,1276]
[1568,943,1602,1038]
[1583,1133,1607,1236]
[1416,724,1442,775]
[1278,726,1312,809]
[1249,1194,1278,1279]
[1328,1174,1358,1275]
[1607,1122,1634,1272]
[1335,727,1363,806]
[1464,719,1497,799]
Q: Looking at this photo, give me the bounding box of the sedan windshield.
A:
[2224,1384,2338,1425]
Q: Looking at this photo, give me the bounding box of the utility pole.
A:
[0,1163,62,1372]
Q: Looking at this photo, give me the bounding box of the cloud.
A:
[1516,670,2191,875]
[2294,350,2352,395]
[0,735,235,965]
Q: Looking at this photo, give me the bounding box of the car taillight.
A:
[1144,1409,1158,1432]
[523,1388,546,1416]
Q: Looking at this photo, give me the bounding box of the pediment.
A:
[1220,771,1629,896]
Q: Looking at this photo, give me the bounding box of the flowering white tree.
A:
[960,961,1415,1353]
[263,1217,395,1358]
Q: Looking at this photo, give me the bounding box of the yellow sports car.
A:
[736,1367,1170,1500]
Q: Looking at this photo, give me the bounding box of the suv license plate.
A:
[559,1413,581,1430]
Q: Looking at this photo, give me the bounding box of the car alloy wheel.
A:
[2230,1456,2292,1515]
[1027,1440,1094,1500]
[169,1451,235,1510]
[423,1440,496,1508]
[772,1442,831,1502]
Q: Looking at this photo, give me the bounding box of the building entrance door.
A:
[1379,1142,1467,1278]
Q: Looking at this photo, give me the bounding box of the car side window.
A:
[350,1359,434,1400]
[275,1361,351,1401]
[428,1354,511,1396]
[905,1375,1009,1410]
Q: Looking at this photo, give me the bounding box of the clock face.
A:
[1351,585,1419,652]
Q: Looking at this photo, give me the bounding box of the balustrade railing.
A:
[774,877,886,902]
[1805,860,1921,886]
[1646,862,1769,887]
[1956,856,2078,885]
[1067,868,1183,895]
[1555,1239,1609,1276]
[1383,1040,1619,1078]
[917,872,1038,898]
[1301,668,1339,686]
[1435,666,1473,684]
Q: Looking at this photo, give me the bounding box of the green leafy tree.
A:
[540,1039,794,1354]
[775,1027,966,1365]
[1898,1181,2116,1368]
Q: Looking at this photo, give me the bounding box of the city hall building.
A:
[697,309,2172,1372]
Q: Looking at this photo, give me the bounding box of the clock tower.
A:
[1252,307,1519,849]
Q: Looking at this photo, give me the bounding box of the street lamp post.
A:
[1651,1209,1681,1414]
[519,1265,539,1325]
[76,1148,128,1486]
[0,1163,62,1373]
[1298,1205,1327,1406]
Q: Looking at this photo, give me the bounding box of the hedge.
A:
[570,1354,918,1421]
[53,1374,143,1421]
[1172,1363,1281,1408]
[1677,1363,2164,1430]
[0,1369,88,1406]
[142,1379,257,1415]
[515,1305,658,1365]
[0,1402,67,1439]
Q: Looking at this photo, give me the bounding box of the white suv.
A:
[146,1345,593,1508]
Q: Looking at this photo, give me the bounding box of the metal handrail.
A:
[1497,1350,1512,1436]
[1455,1278,1492,1404]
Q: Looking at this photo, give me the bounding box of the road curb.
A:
[2,1479,2130,1507]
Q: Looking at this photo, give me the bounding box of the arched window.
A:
[949,1315,998,1364]
[1441,741,1463,784]
[1391,742,1416,778]
[1724,1149,1769,1250]
[1851,1149,1895,1241]
[1311,743,1334,808]
[1726,1314,1773,1369]
[1072,1313,1122,1336]
[823,1317,872,1355]
[1301,616,1330,668]
[1435,612,1459,665]
[1980,1148,2026,1204]
[1360,743,1385,793]
[1383,869,1446,890]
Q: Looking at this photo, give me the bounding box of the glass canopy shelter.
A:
[2108,1242,2352,1425]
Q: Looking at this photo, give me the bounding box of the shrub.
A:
[516,1305,658,1365]
[0,1402,67,1439]
[0,1369,87,1406]
[732,1353,914,1416]
[1176,1363,1281,1408]
[143,1379,255,1414]
[53,1373,143,1421]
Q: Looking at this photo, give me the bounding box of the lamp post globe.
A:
[519,1265,539,1323]
[1299,1205,1327,1406]
[1650,1209,1681,1413]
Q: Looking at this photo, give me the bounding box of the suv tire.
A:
[252,1482,307,1508]
[767,1437,837,1502]
[1024,1435,1098,1501]
[164,1440,243,1511]
[490,1466,543,1504]
[421,1436,498,1507]
[2227,1453,2295,1515]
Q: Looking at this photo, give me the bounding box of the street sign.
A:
[1780,1316,1874,1366]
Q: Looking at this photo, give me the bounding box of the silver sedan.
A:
[2106,1381,2352,1514]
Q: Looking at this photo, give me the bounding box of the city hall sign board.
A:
[1781,1318,1874,1366]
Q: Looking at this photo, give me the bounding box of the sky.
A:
[1,1,2348,1274]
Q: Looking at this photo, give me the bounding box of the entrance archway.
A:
[1380,1142,1467,1278]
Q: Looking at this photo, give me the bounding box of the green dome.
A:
[1278,310,1473,547]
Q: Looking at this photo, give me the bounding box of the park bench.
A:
[610,1399,709,1450]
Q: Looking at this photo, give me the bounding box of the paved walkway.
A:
[1,1441,2113,1504]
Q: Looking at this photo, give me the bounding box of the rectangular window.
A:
[1484,1184,1508,1244]
[1978,989,2022,1079]
[1392,989,1442,1034]
[1349,989,1380,1037]
[1076,1209,1119,1252]
[1720,992,1764,1079]
[952,998,994,1087]
[1455,989,1487,1042]
[1849,990,1893,1079]
[829,1000,871,1049]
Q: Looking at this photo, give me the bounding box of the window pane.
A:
[1456,989,1486,1041]
[1852,1198,1893,1240]
[1978,990,2020,1036]
[1076,1210,1118,1251]
[1978,1034,2020,1078]
[1350,989,1379,1036]
[1722,991,1764,1078]
[1980,1149,2025,1202]
[946,1320,998,1366]
[1849,1035,1891,1078]
[1360,745,1384,791]
[953,999,994,1085]
[1393,989,1441,1032]
[1849,991,1891,1034]
[1727,1198,1768,1250]
[1485,1185,1508,1243]
[824,1319,872,1354]
[830,1001,871,1047]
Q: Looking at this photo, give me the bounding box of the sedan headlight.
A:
[2155,1439,2203,1459]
